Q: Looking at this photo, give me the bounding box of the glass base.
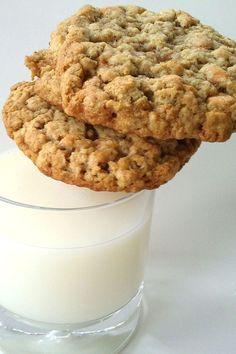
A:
[0,284,143,354]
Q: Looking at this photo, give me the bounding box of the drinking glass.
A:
[0,149,155,354]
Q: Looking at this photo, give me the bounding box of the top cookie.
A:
[26,5,236,142]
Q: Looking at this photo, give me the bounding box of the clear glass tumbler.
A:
[0,169,154,354]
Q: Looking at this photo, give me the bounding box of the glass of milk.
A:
[0,149,154,354]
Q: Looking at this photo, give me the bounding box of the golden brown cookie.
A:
[26,5,236,142]
[3,81,200,192]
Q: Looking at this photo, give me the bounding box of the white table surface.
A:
[0,1,236,353]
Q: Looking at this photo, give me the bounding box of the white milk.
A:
[0,150,153,324]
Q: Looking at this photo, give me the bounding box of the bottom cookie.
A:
[3,82,200,192]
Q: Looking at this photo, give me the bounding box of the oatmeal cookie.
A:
[3,81,200,192]
[26,5,236,142]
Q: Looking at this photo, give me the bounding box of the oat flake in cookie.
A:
[3,82,200,192]
[26,5,236,142]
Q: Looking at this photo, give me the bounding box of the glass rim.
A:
[0,190,146,212]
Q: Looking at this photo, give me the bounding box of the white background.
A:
[0,1,236,353]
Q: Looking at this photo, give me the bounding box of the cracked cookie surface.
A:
[3,81,200,192]
[26,5,236,142]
